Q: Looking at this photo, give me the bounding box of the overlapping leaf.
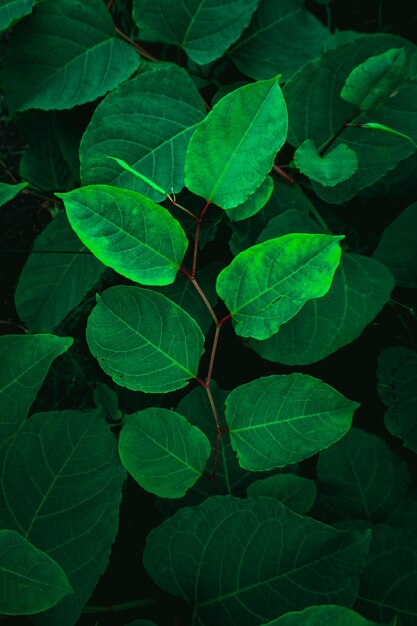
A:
[2,0,140,112]
[86,286,204,393]
[59,185,188,285]
[217,233,343,340]
[263,605,381,625]
[132,0,259,64]
[80,64,206,201]
[144,496,371,626]
[294,139,358,186]
[0,0,35,31]
[247,474,316,515]
[0,410,125,626]
[226,176,274,221]
[15,212,105,332]
[0,181,27,207]
[185,78,288,209]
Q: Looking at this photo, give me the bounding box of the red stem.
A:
[206,324,221,386]
[106,0,115,10]
[167,195,198,221]
[114,27,159,62]
[272,163,295,184]
[191,201,211,278]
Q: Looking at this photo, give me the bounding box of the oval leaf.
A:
[216,233,343,340]
[119,408,210,498]
[247,474,317,515]
[0,529,72,615]
[185,78,288,209]
[86,286,204,393]
[2,0,140,113]
[225,374,358,471]
[58,185,188,286]
[263,605,381,625]
[226,176,274,222]
[294,139,358,186]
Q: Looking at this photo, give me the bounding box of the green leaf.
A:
[262,605,381,625]
[216,233,343,340]
[341,48,411,111]
[294,139,358,186]
[132,0,259,65]
[0,0,35,31]
[93,383,122,422]
[107,157,167,196]
[225,373,358,471]
[0,529,72,615]
[248,210,394,365]
[247,474,317,515]
[373,202,417,288]
[377,347,417,452]
[0,410,125,626]
[86,286,204,393]
[354,122,417,148]
[354,525,417,626]
[185,78,288,209]
[315,428,411,525]
[144,495,371,625]
[1,0,140,113]
[284,34,417,203]
[58,185,188,286]
[15,212,105,332]
[0,334,73,442]
[119,408,210,498]
[230,0,330,81]
[0,181,28,207]
[226,176,274,221]
[80,64,206,202]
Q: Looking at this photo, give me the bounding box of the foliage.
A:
[1,1,416,625]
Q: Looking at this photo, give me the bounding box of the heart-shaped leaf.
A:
[294,139,358,186]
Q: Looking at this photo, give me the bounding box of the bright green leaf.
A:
[107,157,167,196]
[263,605,381,625]
[247,474,317,515]
[2,0,140,113]
[0,334,73,442]
[80,64,206,202]
[0,410,125,626]
[86,286,204,393]
[132,0,259,65]
[373,202,417,288]
[119,408,210,498]
[354,122,417,148]
[0,0,35,31]
[144,495,371,625]
[226,176,274,221]
[225,374,358,471]
[0,529,72,615]
[0,181,28,207]
[58,185,188,286]
[294,139,358,186]
[15,212,105,332]
[185,78,288,209]
[217,233,343,340]
[230,0,330,81]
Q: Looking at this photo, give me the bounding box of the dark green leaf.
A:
[58,185,188,286]
[262,605,380,625]
[247,474,317,515]
[86,286,204,393]
[119,408,210,498]
[144,495,371,625]
[93,383,122,421]
[0,0,35,31]
[226,176,274,221]
[2,0,140,113]
[0,181,28,207]
[185,78,288,209]
[0,529,72,615]
[294,139,358,186]
[80,64,206,202]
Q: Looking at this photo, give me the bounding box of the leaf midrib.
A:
[231,404,352,433]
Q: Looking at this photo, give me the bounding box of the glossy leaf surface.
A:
[144,495,371,625]
[119,408,210,498]
[185,78,288,209]
[225,374,358,471]
[294,139,358,186]
[86,286,204,393]
[2,0,140,112]
[217,233,343,340]
[59,185,187,285]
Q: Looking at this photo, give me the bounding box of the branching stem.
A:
[167,194,198,221]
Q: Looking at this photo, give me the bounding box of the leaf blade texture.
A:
[293,139,358,186]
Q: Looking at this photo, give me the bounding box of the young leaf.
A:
[225,176,274,221]
[0,410,125,626]
[247,474,317,515]
[2,0,140,113]
[185,78,288,209]
[225,373,358,471]
[119,408,210,498]
[293,139,358,186]
[86,286,204,393]
[263,605,381,625]
[15,212,105,332]
[216,233,343,340]
[0,530,72,615]
[353,122,417,148]
[132,0,259,65]
[0,334,73,442]
[315,428,411,525]
[230,0,330,81]
[0,181,28,207]
[0,0,35,32]
[58,185,188,286]
[144,496,371,625]
[80,64,206,202]
[107,157,167,196]
[373,202,417,288]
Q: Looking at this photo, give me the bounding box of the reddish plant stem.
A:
[179,267,218,324]
[167,194,198,221]
[218,312,232,326]
[191,201,211,278]
[106,0,115,10]
[114,27,159,62]
[272,163,295,184]
[206,324,221,386]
